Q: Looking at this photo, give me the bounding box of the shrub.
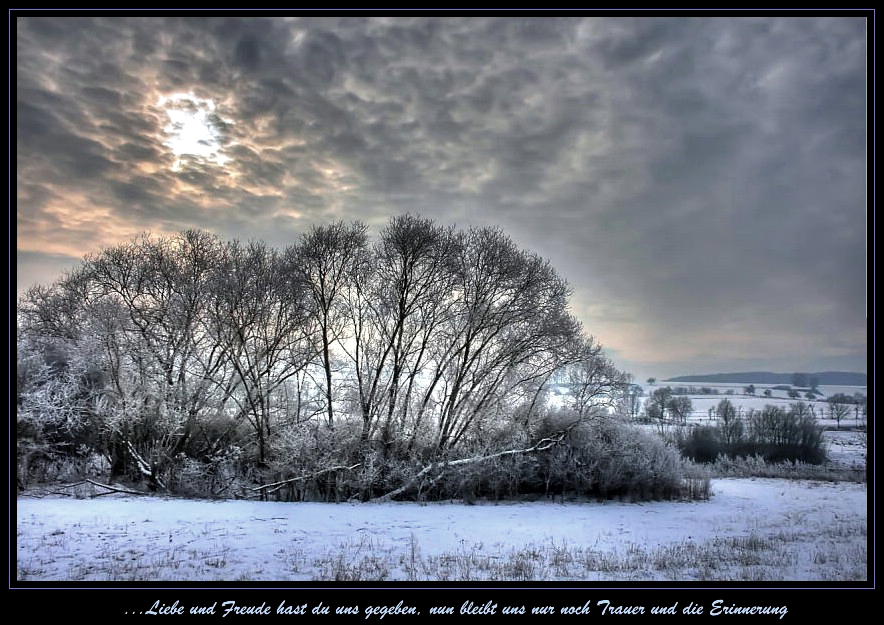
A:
[678,426,722,463]
[676,404,827,465]
[379,413,705,503]
[531,415,698,501]
[746,406,826,464]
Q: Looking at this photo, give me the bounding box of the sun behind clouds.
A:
[157,92,231,171]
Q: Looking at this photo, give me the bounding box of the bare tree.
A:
[666,395,693,425]
[852,393,866,425]
[789,400,813,419]
[430,227,580,455]
[208,240,319,469]
[646,387,673,434]
[366,216,460,457]
[79,231,226,489]
[566,336,625,419]
[716,398,742,446]
[826,396,851,430]
[335,217,465,500]
[295,221,368,430]
[616,375,643,421]
[17,219,635,502]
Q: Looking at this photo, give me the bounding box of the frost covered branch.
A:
[371,421,581,502]
[251,463,363,494]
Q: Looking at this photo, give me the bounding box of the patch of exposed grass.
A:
[18,517,865,582]
[701,455,865,483]
[305,521,866,582]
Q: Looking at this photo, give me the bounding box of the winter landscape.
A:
[15,15,868,586]
[17,375,868,582]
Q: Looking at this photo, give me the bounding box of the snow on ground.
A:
[17,478,866,582]
[823,430,867,470]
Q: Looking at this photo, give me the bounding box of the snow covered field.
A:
[823,430,868,470]
[17,478,866,582]
[630,382,867,428]
[648,382,866,398]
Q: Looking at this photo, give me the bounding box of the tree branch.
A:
[250,463,362,494]
[84,479,150,496]
[371,422,580,502]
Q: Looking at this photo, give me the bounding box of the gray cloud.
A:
[16,16,867,378]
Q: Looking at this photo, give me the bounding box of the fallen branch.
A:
[91,489,131,498]
[124,440,166,490]
[84,479,150,496]
[371,423,580,502]
[52,481,88,490]
[251,463,362,494]
[211,475,238,498]
[46,490,76,497]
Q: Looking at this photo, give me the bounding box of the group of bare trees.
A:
[677,399,827,465]
[17,217,632,501]
[643,387,694,433]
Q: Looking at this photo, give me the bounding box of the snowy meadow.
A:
[17,477,866,582]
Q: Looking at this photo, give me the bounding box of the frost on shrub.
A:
[534,415,695,501]
[677,426,720,463]
[16,337,104,487]
[167,446,244,498]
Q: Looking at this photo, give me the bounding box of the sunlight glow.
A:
[158,93,230,170]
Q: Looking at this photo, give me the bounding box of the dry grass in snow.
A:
[17,478,866,582]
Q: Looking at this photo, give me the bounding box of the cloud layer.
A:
[16,16,868,378]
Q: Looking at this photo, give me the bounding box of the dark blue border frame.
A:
[6,7,877,618]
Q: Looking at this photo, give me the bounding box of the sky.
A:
[15,15,868,380]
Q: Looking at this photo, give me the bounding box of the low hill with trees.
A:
[665,372,866,386]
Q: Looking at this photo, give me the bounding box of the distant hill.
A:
[664,371,866,386]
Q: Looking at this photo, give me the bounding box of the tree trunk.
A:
[322,322,334,429]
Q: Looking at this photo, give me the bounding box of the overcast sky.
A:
[15,16,868,380]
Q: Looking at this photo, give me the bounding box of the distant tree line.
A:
[667,386,721,396]
[665,371,865,386]
[17,218,697,502]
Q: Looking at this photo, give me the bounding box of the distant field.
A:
[633,382,866,425]
[651,381,866,397]
[823,430,867,470]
